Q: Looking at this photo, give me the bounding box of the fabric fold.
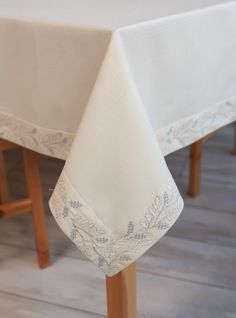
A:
[1,0,236,276]
[49,31,184,275]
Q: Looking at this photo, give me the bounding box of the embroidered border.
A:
[49,172,183,276]
[156,97,236,156]
[0,111,74,159]
[0,96,235,160]
[0,96,236,275]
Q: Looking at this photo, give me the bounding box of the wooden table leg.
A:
[188,140,203,197]
[106,262,136,318]
[23,149,51,268]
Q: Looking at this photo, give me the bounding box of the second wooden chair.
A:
[0,139,50,268]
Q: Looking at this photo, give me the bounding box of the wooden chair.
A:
[0,139,50,268]
[0,138,135,317]
[188,122,236,197]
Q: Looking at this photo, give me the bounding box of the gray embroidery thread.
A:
[49,173,183,276]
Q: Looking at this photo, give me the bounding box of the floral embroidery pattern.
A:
[0,97,236,275]
[0,97,235,160]
[0,111,73,159]
[49,173,183,276]
[157,97,236,156]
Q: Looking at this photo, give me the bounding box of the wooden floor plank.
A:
[0,124,236,317]
[0,200,236,291]
[138,236,236,290]
[178,178,236,214]
[0,245,107,316]
[168,206,236,248]
[181,144,236,187]
[137,272,236,318]
[0,245,236,318]
[0,291,103,318]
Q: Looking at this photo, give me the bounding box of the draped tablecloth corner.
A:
[49,171,184,276]
[1,0,236,276]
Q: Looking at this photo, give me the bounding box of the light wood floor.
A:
[0,125,236,318]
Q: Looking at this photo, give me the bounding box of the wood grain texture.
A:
[188,139,203,197]
[23,148,51,269]
[106,262,136,318]
[0,291,104,318]
[0,198,32,219]
[0,245,236,318]
[0,140,50,269]
[0,245,107,316]
[0,124,236,317]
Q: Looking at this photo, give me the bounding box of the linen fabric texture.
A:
[0,0,236,275]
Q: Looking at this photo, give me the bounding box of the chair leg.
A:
[106,262,136,318]
[0,151,10,203]
[23,148,50,268]
[188,140,203,197]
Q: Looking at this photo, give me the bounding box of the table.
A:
[1,1,236,316]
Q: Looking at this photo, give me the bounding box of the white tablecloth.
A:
[0,0,236,276]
